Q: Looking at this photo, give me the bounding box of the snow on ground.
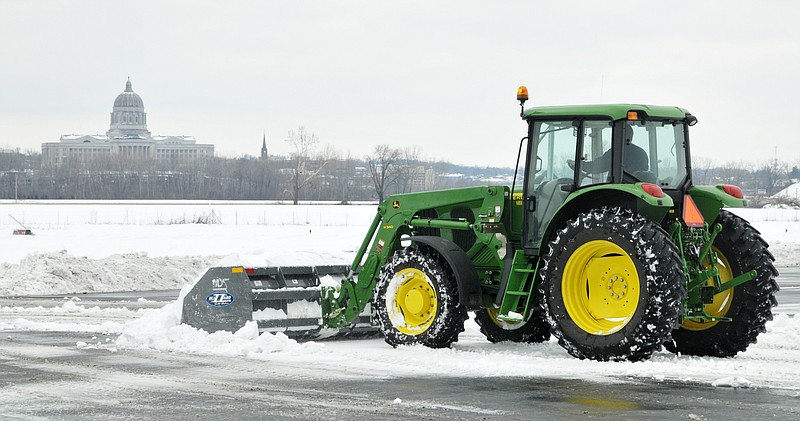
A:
[730,207,800,267]
[2,201,800,388]
[772,181,800,200]
[0,251,216,295]
[0,201,375,292]
[108,286,800,388]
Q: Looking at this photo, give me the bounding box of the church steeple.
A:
[260,133,268,159]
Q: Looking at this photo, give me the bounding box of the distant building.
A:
[42,78,214,166]
[408,166,437,191]
[260,133,269,160]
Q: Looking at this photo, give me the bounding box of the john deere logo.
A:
[392,201,400,209]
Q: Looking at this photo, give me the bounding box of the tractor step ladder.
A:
[496,250,537,322]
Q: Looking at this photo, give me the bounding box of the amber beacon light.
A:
[517,86,529,117]
[517,86,529,102]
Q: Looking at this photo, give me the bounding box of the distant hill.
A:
[429,161,517,184]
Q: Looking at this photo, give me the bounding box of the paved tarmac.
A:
[1,330,799,420]
[0,269,798,420]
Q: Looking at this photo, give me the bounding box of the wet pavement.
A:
[0,270,799,419]
[1,330,799,420]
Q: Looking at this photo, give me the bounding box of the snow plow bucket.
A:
[181,265,378,339]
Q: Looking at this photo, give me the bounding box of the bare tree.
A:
[756,159,789,197]
[398,145,424,193]
[367,144,403,202]
[285,126,328,204]
[691,156,714,186]
[790,164,800,181]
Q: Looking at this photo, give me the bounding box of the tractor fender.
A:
[408,236,483,308]
[689,185,748,224]
[539,184,673,252]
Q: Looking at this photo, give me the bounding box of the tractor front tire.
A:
[474,305,550,343]
[540,207,686,361]
[374,246,468,348]
[667,210,779,357]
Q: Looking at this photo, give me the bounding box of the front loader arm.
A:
[322,186,509,328]
[323,204,403,327]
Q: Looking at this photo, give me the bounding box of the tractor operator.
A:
[567,124,648,175]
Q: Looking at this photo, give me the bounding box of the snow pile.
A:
[105,291,800,386]
[115,285,325,357]
[252,299,321,321]
[0,251,217,295]
[741,313,800,352]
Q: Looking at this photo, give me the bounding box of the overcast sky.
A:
[1,1,798,167]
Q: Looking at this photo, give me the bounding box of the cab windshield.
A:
[626,120,688,190]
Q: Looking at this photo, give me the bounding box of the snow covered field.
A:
[2,201,800,390]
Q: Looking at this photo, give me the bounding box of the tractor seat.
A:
[536,178,572,225]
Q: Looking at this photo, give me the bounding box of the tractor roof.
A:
[523,104,689,120]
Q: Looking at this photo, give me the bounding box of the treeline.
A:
[692,158,800,206]
[0,146,512,202]
[4,144,797,206]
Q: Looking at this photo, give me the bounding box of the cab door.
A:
[523,120,578,251]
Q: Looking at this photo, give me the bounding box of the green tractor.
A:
[182,87,778,361]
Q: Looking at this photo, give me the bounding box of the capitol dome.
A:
[43,77,214,166]
[113,79,145,109]
[107,78,151,138]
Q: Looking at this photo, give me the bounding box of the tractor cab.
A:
[516,91,695,252]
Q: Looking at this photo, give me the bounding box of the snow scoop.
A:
[181,265,378,339]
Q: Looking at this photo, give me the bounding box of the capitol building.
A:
[42,79,214,166]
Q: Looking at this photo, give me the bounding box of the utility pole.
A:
[14,171,19,202]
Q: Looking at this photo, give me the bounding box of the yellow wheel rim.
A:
[389,268,438,335]
[681,246,735,331]
[562,240,640,335]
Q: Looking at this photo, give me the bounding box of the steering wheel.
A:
[567,159,591,181]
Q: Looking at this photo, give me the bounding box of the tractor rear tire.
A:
[540,207,686,361]
[474,305,550,343]
[374,246,468,348]
[667,210,779,357]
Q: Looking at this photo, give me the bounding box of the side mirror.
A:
[536,156,542,172]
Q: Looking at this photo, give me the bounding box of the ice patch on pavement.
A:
[0,301,132,333]
[711,377,756,388]
[0,300,139,317]
[0,319,123,334]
